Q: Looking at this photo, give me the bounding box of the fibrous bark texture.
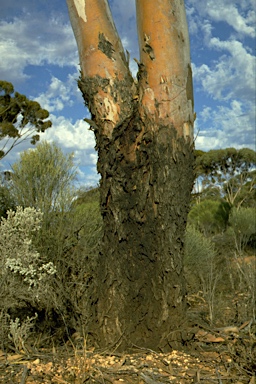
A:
[67,0,195,351]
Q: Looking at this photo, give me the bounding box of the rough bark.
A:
[67,0,195,351]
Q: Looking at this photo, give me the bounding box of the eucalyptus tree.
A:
[195,148,256,208]
[67,0,195,351]
[0,81,51,159]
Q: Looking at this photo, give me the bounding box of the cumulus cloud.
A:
[44,115,95,153]
[195,100,255,150]
[35,75,79,113]
[193,38,255,103]
[43,115,98,186]
[207,3,255,37]
[187,0,255,37]
[0,15,78,82]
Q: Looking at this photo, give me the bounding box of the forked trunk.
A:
[67,0,195,351]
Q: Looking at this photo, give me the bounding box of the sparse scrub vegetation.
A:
[0,146,255,378]
[184,149,256,328]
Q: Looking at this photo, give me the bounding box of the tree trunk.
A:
[67,0,195,351]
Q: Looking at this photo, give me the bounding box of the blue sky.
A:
[0,0,255,186]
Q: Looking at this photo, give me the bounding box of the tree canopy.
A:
[194,148,256,207]
[0,80,52,159]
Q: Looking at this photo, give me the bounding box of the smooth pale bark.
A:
[67,0,195,351]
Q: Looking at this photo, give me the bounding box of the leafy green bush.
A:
[184,225,220,323]
[188,199,231,235]
[28,190,102,339]
[228,207,256,254]
[184,226,217,281]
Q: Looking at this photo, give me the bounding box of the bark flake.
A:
[98,33,115,59]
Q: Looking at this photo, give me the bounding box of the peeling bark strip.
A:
[98,33,115,59]
[67,0,195,351]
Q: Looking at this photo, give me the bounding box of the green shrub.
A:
[184,225,220,323]
[184,225,217,278]
[228,207,256,254]
[188,199,231,235]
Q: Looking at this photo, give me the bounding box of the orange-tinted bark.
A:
[67,0,127,78]
[136,0,194,139]
[66,0,134,137]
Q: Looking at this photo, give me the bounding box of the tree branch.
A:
[66,0,128,79]
[136,0,194,139]
[66,0,136,137]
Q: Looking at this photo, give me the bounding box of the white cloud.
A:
[44,115,98,186]
[35,75,77,113]
[193,38,255,103]
[44,115,95,152]
[0,16,78,82]
[207,3,255,37]
[195,100,255,150]
[188,0,255,37]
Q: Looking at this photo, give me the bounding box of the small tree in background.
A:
[10,141,78,309]
[195,148,256,208]
[0,81,52,159]
[11,141,77,216]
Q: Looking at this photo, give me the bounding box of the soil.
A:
[1,292,255,383]
[1,324,255,384]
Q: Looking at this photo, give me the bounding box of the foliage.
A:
[228,207,256,254]
[223,170,256,208]
[11,141,77,215]
[194,148,256,207]
[8,314,38,352]
[0,184,15,218]
[184,225,218,281]
[0,143,103,343]
[72,186,100,207]
[0,207,56,311]
[0,80,52,159]
[54,198,102,328]
[0,142,255,348]
[25,190,102,340]
[0,182,102,349]
[188,199,231,235]
[184,225,220,323]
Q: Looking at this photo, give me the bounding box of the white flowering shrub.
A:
[0,206,56,296]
